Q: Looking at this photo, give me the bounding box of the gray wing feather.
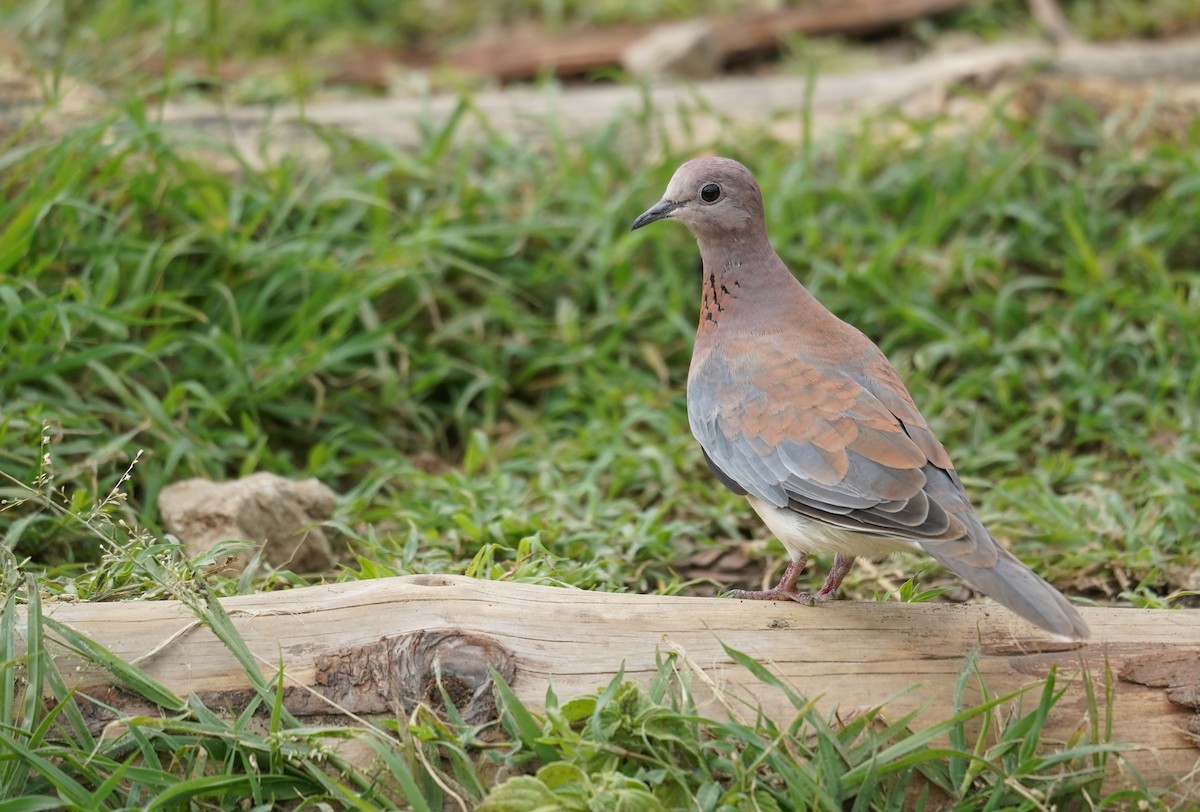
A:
[688,370,960,541]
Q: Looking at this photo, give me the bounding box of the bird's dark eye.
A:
[700,183,721,203]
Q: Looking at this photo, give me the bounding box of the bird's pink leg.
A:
[726,554,855,605]
[809,553,855,603]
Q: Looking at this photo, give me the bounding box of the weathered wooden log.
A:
[152,37,1200,170]
[158,42,1050,169]
[17,574,1200,796]
[449,0,972,80]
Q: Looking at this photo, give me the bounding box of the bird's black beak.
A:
[630,199,682,231]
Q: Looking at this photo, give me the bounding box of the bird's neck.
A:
[695,234,805,336]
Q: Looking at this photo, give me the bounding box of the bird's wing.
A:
[688,335,967,541]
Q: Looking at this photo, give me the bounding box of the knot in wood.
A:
[395,631,516,725]
[311,631,516,725]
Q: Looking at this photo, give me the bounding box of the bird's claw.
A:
[790,590,837,606]
[725,587,838,605]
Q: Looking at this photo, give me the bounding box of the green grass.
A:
[4,92,1198,601]
[2,12,1200,805]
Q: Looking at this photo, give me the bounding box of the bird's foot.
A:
[724,553,856,606]
[792,588,838,606]
[725,586,837,605]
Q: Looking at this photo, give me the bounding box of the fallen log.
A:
[152,36,1200,170]
[16,574,1200,796]
[449,0,971,80]
[158,41,1050,169]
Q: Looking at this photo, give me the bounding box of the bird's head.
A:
[630,156,766,238]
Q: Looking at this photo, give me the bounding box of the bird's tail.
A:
[920,533,1090,642]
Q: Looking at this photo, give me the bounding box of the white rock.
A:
[158,473,337,574]
[622,21,720,79]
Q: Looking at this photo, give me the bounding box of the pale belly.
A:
[746,495,919,560]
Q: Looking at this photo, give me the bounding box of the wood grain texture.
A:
[15,574,1200,796]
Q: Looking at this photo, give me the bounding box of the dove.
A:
[631,156,1088,641]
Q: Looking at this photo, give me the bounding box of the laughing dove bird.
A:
[631,156,1089,641]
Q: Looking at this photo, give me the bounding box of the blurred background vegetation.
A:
[4,0,1200,99]
[8,0,1200,67]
